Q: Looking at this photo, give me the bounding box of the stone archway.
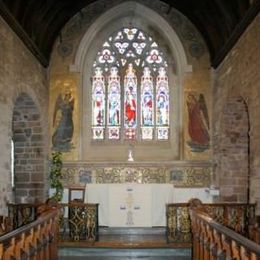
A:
[218,97,250,202]
[12,93,45,203]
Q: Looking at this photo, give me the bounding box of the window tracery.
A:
[91,27,170,140]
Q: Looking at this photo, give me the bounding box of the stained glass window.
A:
[124,64,137,140]
[156,67,169,139]
[92,67,105,139]
[91,27,170,141]
[141,67,154,140]
[108,67,121,139]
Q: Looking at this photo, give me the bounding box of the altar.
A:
[84,183,174,227]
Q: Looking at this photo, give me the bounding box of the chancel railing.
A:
[0,215,12,236]
[8,203,39,230]
[166,201,256,244]
[58,202,99,243]
[190,208,260,259]
[7,201,99,244]
[0,208,59,260]
[249,216,260,244]
[166,203,192,244]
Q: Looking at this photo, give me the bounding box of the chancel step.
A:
[59,227,191,249]
[59,248,192,259]
[99,227,166,235]
[59,227,192,259]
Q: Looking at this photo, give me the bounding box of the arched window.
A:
[91,27,169,141]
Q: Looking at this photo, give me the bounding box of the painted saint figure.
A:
[108,67,120,126]
[157,94,168,125]
[156,67,169,126]
[141,67,153,126]
[92,67,105,127]
[125,88,136,126]
[186,92,210,152]
[124,64,137,127]
[109,97,120,125]
[142,94,153,125]
[93,93,104,125]
[52,90,74,152]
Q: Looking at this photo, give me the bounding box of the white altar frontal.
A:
[84,183,174,227]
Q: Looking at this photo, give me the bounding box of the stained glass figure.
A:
[92,67,105,139]
[124,64,137,139]
[141,67,154,140]
[108,67,121,139]
[141,67,153,126]
[156,67,169,139]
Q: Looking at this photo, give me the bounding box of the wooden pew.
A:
[166,200,256,243]
[0,208,59,260]
[249,216,260,244]
[189,208,260,259]
[0,215,12,235]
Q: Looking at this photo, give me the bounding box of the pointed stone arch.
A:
[70,1,193,161]
[70,1,192,75]
[12,92,45,203]
[217,96,250,202]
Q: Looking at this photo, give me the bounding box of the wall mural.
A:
[186,92,210,152]
[52,89,74,152]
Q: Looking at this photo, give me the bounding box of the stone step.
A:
[59,248,192,259]
[98,227,166,235]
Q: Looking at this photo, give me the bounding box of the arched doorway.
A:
[218,97,250,202]
[12,93,45,203]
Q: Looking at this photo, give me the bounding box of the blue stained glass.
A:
[92,67,105,127]
[156,67,169,126]
[141,67,154,126]
[108,67,120,126]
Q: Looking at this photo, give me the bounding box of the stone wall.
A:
[0,17,48,214]
[213,14,260,212]
[12,93,45,202]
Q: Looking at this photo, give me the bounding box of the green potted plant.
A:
[49,151,63,202]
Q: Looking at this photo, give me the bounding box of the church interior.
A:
[0,0,259,259]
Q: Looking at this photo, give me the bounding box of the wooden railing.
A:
[166,201,256,243]
[190,209,260,259]
[249,225,260,244]
[8,203,39,230]
[0,216,12,236]
[249,216,260,244]
[0,208,59,260]
[7,202,99,244]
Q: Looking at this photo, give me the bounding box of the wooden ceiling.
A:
[0,0,259,68]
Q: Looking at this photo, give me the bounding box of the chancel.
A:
[0,0,260,259]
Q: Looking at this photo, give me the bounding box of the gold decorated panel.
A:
[60,161,213,188]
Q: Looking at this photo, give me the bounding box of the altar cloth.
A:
[84,183,174,227]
